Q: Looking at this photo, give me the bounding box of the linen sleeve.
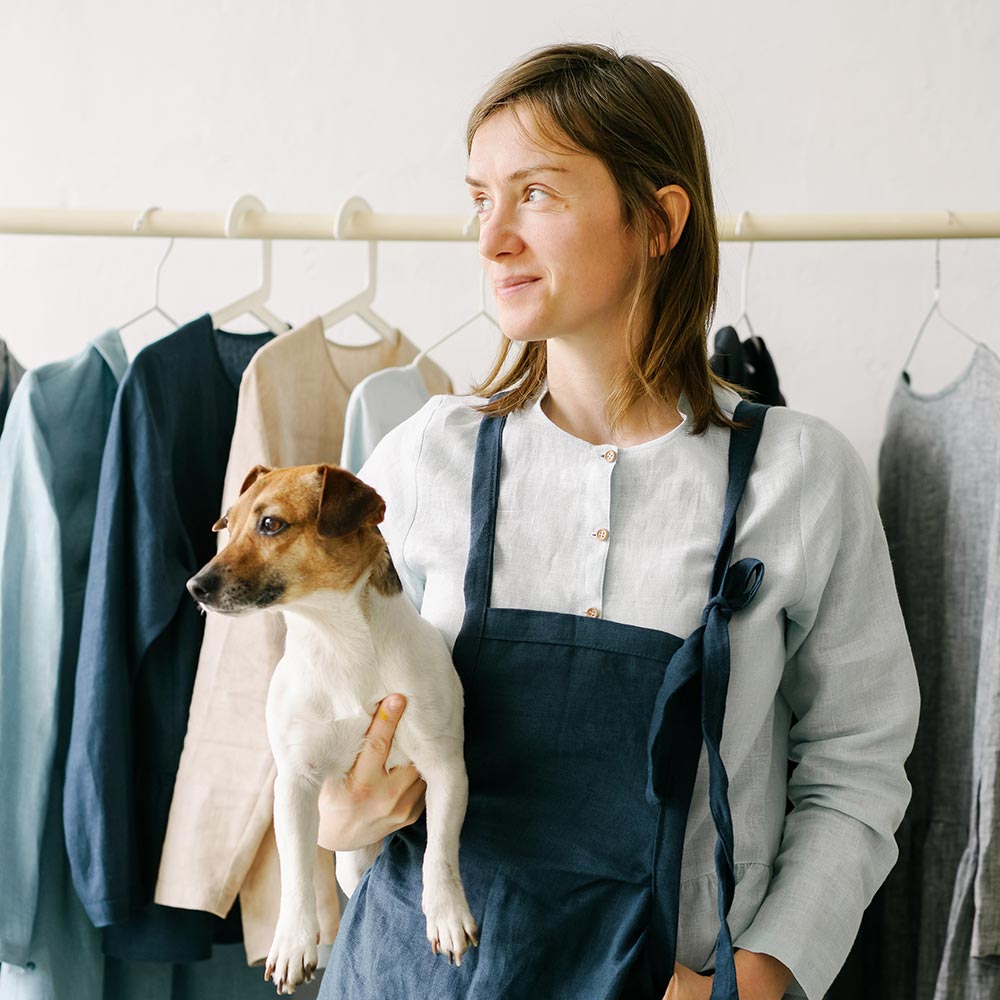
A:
[732,420,920,1000]
[0,380,63,965]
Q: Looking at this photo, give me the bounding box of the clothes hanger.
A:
[209,194,289,335]
[901,213,980,384]
[118,206,180,333]
[407,216,499,369]
[730,210,759,344]
[320,197,399,346]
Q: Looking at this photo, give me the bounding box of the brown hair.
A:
[466,42,744,435]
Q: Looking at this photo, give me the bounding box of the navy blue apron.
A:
[320,400,768,1000]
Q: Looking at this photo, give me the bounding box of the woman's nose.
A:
[478,208,524,261]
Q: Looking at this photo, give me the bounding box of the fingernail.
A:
[381,694,404,716]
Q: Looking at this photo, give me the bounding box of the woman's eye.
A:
[259,516,286,536]
[472,195,493,213]
[526,187,549,202]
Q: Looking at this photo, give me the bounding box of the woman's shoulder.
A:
[741,395,873,518]
[357,391,488,490]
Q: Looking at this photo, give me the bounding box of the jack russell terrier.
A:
[186,463,478,995]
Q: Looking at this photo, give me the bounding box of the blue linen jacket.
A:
[63,316,273,963]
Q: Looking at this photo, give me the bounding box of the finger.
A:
[352,693,407,785]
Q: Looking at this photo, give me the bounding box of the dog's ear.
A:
[212,512,229,533]
[316,465,386,539]
[239,464,272,496]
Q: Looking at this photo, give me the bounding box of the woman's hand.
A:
[663,951,793,1000]
[317,693,427,852]
[663,963,713,1000]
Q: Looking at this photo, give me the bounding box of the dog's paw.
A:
[264,925,320,995]
[423,894,479,967]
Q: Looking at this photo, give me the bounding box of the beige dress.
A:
[154,317,452,964]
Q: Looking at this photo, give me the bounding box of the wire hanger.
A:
[406,213,498,369]
[901,212,979,384]
[730,210,759,343]
[321,197,399,345]
[119,207,180,333]
[209,194,289,335]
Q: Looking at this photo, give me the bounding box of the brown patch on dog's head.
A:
[186,463,394,615]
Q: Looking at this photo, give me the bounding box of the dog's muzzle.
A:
[187,569,223,605]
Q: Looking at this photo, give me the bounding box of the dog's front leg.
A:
[418,751,479,965]
[266,769,322,995]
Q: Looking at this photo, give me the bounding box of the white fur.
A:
[263,567,477,994]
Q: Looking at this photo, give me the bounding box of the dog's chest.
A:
[265,638,391,773]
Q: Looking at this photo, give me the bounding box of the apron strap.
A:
[451,410,506,671]
[646,399,769,1000]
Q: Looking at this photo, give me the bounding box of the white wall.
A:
[1,0,998,479]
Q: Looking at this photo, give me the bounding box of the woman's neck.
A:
[541,337,684,447]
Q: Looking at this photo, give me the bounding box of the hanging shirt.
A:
[340,363,436,473]
[844,342,1000,1000]
[353,385,920,1000]
[0,338,26,436]
[154,318,451,965]
[63,314,274,963]
[0,330,127,1000]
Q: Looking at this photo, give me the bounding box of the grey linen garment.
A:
[872,343,1000,1000]
[934,429,1000,997]
[0,338,26,435]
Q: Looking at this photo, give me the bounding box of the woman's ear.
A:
[650,185,691,256]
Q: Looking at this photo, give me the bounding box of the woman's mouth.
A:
[495,277,541,298]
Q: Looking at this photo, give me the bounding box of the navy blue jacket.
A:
[64,315,274,962]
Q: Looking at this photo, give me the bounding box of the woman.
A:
[315,43,919,1000]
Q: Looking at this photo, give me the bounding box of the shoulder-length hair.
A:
[466,42,744,435]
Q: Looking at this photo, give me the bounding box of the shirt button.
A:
[585,607,600,618]
[603,449,617,463]
[594,528,609,541]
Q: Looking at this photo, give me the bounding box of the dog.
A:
[186,463,478,995]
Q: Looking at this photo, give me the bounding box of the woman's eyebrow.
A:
[464,165,570,187]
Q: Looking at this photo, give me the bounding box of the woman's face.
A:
[466,106,643,350]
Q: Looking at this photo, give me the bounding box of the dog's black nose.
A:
[187,571,220,604]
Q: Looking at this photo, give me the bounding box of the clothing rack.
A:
[1,202,999,242]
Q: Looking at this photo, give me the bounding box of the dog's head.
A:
[186,463,389,615]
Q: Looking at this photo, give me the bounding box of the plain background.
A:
[1,0,998,480]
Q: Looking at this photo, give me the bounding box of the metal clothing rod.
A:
[0,205,999,242]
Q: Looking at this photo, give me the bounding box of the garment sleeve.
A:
[358,394,444,614]
[64,373,189,926]
[0,380,63,965]
[732,420,921,1000]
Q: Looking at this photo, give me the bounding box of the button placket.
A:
[581,443,616,619]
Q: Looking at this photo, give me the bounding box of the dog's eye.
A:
[258,516,287,536]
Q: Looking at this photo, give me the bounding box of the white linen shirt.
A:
[358,385,920,1000]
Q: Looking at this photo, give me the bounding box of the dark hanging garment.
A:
[63,315,274,963]
[0,338,27,436]
[709,326,786,406]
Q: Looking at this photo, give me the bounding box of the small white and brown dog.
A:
[187,463,478,995]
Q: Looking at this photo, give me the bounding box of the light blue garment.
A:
[0,330,127,1000]
[0,329,317,1000]
[340,364,431,474]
